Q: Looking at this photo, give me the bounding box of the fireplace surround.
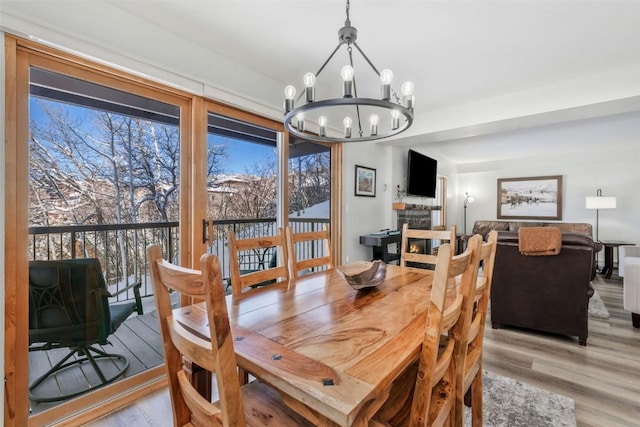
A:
[396,204,442,267]
[396,204,441,231]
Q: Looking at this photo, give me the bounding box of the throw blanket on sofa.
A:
[518,227,562,256]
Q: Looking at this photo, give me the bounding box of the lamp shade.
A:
[585,196,617,210]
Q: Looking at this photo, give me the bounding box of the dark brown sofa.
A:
[490,231,597,346]
[469,220,594,239]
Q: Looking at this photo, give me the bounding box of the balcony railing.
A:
[28,217,329,302]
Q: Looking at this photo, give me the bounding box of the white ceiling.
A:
[1,0,640,163]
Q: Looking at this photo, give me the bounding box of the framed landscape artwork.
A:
[497,175,563,220]
[355,165,376,197]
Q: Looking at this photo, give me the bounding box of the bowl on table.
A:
[338,260,387,290]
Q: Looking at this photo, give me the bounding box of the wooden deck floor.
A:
[29,306,164,415]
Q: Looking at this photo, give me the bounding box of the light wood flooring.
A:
[87,273,640,427]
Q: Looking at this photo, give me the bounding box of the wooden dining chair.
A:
[400,223,457,268]
[372,234,482,427]
[227,228,289,296]
[147,244,312,427]
[285,224,333,278]
[456,229,498,427]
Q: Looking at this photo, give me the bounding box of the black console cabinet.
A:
[359,233,401,264]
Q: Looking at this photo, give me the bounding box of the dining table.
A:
[172,261,452,427]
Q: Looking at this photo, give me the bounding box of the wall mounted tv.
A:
[406,149,437,198]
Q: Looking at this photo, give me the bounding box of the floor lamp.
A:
[585,188,616,270]
[463,192,474,234]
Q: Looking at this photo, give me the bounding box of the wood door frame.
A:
[4,36,193,426]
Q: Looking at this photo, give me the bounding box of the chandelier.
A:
[283,0,414,143]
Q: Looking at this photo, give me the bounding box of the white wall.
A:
[448,114,639,266]
[341,142,394,263]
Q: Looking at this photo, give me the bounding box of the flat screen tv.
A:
[406,149,437,198]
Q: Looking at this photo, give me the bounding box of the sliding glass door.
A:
[199,103,285,282]
[6,38,192,426]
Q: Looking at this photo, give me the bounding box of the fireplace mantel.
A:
[392,203,441,212]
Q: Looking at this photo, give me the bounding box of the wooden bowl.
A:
[338,260,387,290]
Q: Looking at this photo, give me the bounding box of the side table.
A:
[599,240,635,279]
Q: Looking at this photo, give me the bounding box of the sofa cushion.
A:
[509,222,543,231]
[472,221,510,238]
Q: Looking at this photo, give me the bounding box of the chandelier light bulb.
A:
[391,109,401,130]
[401,81,414,96]
[318,115,327,137]
[380,69,393,101]
[303,73,316,87]
[369,114,379,136]
[284,85,296,113]
[380,69,393,85]
[284,85,297,99]
[402,81,415,109]
[343,116,352,138]
[341,65,355,81]
[303,72,316,102]
[296,112,305,132]
[341,65,355,98]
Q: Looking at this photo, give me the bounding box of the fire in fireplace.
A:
[409,240,427,254]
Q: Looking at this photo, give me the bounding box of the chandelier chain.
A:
[346,0,351,23]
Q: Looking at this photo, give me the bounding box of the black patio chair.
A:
[28,258,143,403]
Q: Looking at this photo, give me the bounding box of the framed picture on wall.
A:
[355,165,376,197]
[497,175,563,220]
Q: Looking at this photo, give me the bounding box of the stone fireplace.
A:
[396,204,441,231]
[395,204,442,265]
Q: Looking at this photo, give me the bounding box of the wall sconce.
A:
[463,192,475,234]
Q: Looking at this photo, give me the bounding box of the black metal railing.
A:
[29,217,330,302]
[205,217,330,284]
[29,222,180,299]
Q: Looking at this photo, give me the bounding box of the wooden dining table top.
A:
[172,262,448,426]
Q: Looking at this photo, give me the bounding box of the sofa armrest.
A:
[620,245,640,258]
[619,245,640,278]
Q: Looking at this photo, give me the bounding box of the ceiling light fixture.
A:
[283,0,414,143]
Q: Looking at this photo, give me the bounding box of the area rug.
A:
[463,370,576,427]
[589,288,610,319]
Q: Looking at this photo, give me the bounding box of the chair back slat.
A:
[228,228,289,295]
[155,258,206,297]
[286,225,333,278]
